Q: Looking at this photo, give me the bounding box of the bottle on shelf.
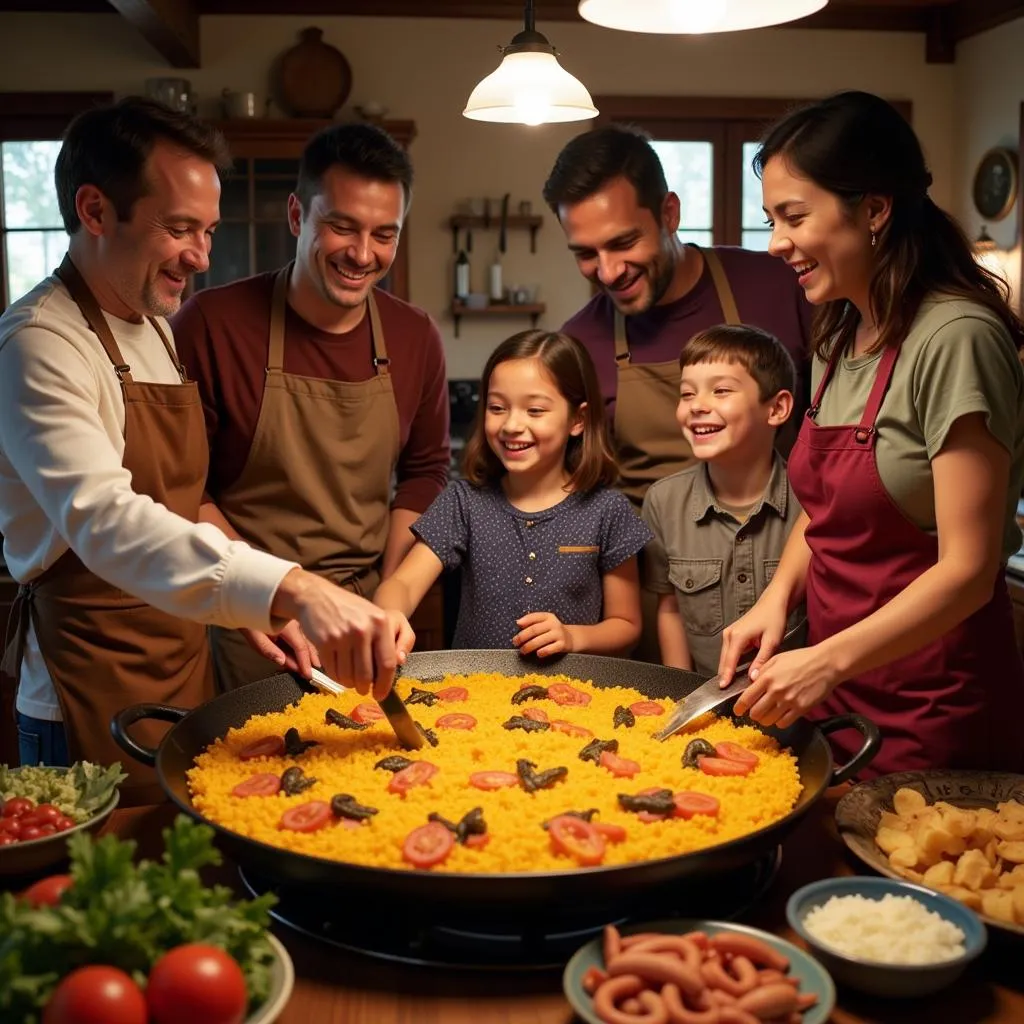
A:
[454,249,470,299]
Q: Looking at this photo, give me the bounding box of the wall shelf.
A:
[451,301,546,338]
[449,214,544,253]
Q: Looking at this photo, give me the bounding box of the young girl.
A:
[375,330,651,656]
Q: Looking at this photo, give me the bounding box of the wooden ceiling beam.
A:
[106,0,200,67]
[948,0,1024,41]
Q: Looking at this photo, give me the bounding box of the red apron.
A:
[788,339,1024,777]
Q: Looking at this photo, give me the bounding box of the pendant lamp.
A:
[463,0,598,126]
[578,0,828,34]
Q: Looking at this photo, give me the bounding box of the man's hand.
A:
[240,620,320,679]
[271,569,397,700]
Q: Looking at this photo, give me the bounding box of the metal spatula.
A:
[653,619,807,742]
[310,666,424,751]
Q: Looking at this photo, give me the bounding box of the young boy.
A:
[642,324,804,675]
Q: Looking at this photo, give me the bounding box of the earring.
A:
[870,230,877,248]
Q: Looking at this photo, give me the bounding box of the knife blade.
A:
[309,667,423,751]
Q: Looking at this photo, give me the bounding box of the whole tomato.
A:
[21,874,73,907]
[42,965,147,1024]
[146,943,248,1024]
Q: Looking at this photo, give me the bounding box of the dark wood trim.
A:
[107,0,200,67]
[950,0,1024,41]
[925,4,957,62]
[208,118,416,158]
[0,91,113,140]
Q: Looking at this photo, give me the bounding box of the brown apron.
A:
[210,266,401,692]
[614,248,740,663]
[613,247,741,508]
[1,255,214,804]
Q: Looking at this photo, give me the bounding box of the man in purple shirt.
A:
[543,124,812,508]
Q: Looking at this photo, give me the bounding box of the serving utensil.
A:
[309,666,424,751]
[654,619,807,741]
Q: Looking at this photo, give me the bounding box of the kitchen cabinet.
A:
[196,118,416,300]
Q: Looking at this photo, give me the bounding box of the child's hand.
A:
[385,609,416,664]
[513,612,573,657]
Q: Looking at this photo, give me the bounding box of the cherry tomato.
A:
[435,713,477,730]
[402,821,454,869]
[20,825,44,841]
[593,822,628,843]
[547,683,591,706]
[278,801,332,832]
[522,706,549,723]
[549,719,594,738]
[714,742,759,768]
[21,874,73,907]
[238,735,285,760]
[231,773,281,798]
[27,804,63,825]
[672,792,721,820]
[435,686,469,702]
[53,816,76,832]
[0,835,15,846]
[464,833,491,850]
[548,815,607,866]
[0,816,23,836]
[387,761,439,796]
[698,756,754,777]
[468,771,519,791]
[3,797,35,818]
[629,700,666,717]
[42,965,147,1024]
[350,701,385,724]
[37,824,58,836]
[598,750,642,778]
[146,943,248,1024]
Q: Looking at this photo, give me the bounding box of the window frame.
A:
[0,92,112,310]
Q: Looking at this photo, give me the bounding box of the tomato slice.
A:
[232,773,282,798]
[699,756,754,777]
[402,821,455,868]
[522,706,549,723]
[715,742,759,768]
[549,719,594,738]
[598,750,642,778]
[388,761,439,796]
[630,700,666,717]
[593,822,628,843]
[435,686,469,702]
[464,833,491,850]
[547,683,592,706]
[435,713,477,730]
[279,801,332,832]
[672,791,721,819]
[469,771,520,791]
[636,786,671,823]
[351,701,385,724]
[548,814,607,865]
[238,735,285,760]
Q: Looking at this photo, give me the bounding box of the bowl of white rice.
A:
[786,876,987,997]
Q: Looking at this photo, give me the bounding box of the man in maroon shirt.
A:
[173,123,449,689]
[543,124,812,508]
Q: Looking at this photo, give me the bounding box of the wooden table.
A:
[78,792,1024,1023]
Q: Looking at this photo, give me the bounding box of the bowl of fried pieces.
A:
[836,770,1024,936]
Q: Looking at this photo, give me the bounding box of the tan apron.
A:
[210,266,401,692]
[613,248,741,508]
[614,248,740,663]
[1,255,214,804]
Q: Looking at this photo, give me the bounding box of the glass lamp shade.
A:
[578,0,828,34]
[463,50,598,126]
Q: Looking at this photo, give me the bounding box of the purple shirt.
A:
[561,246,814,434]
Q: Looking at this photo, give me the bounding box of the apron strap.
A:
[809,339,846,413]
[702,248,741,326]
[367,291,389,376]
[0,584,32,681]
[613,309,630,365]
[150,317,188,383]
[858,342,901,432]
[268,266,290,373]
[55,255,134,384]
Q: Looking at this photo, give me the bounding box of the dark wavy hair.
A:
[462,331,618,493]
[755,90,1024,358]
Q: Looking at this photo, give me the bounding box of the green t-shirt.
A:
[811,295,1024,561]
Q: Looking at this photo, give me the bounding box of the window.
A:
[2,140,66,305]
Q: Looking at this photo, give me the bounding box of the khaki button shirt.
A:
[641,453,804,676]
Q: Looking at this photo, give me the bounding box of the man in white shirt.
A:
[0,97,409,792]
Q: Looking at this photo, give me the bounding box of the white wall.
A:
[1,12,958,376]
[953,18,1024,308]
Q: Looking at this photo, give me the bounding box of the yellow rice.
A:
[187,673,802,873]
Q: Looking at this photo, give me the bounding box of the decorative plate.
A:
[275,26,352,118]
[247,933,295,1024]
[972,147,1018,221]
[836,770,1024,937]
[563,918,835,1024]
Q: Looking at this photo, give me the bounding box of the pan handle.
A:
[110,703,188,767]
[816,714,882,786]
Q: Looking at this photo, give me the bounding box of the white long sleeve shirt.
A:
[0,273,297,721]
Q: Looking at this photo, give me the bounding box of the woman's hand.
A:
[717,596,789,685]
[732,644,841,729]
[241,620,320,678]
[513,612,574,658]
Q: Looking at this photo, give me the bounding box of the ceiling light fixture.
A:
[463,0,598,126]
[577,0,828,34]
